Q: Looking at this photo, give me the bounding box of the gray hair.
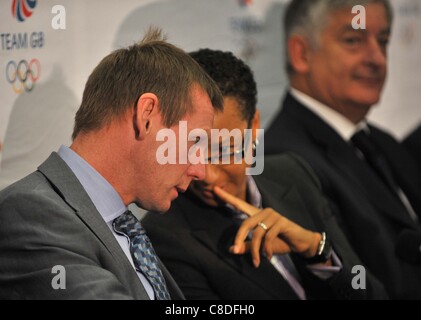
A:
[284,0,393,74]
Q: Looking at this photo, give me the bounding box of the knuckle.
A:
[265,231,275,241]
[241,220,254,230]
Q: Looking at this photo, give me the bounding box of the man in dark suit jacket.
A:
[143,49,387,300]
[0,28,223,299]
[403,125,421,170]
[265,0,421,299]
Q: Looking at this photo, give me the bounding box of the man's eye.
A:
[343,37,362,45]
[221,146,234,156]
[194,136,201,144]
[378,38,389,48]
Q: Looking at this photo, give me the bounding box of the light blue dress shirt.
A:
[58,145,155,299]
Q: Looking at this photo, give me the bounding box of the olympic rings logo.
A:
[6,59,41,93]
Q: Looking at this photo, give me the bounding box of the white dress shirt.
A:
[290,88,367,141]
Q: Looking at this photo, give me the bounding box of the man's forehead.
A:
[328,4,389,22]
[337,23,391,34]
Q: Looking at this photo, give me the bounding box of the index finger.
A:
[213,186,260,216]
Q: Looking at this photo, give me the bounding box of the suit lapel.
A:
[324,131,417,229]
[37,153,149,299]
[369,126,421,219]
[325,146,416,227]
[284,97,416,229]
[179,192,299,299]
[255,175,316,230]
[159,258,185,300]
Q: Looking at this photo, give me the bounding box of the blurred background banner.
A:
[1,0,420,190]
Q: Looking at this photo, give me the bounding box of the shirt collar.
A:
[246,176,262,209]
[58,145,126,223]
[290,88,368,141]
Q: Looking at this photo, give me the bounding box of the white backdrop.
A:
[1,0,420,190]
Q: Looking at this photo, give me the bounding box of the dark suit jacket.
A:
[143,153,387,300]
[265,93,421,299]
[0,152,183,300]
[403,125,421,171]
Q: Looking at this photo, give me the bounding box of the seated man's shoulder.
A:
[263,152,320,188]
[0,171,87,238]
[0,171,59,214]
[369,124,400,144]
[370,124,421,172]
[404,125,421,147]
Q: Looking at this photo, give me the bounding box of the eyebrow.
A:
[339,24,391,36]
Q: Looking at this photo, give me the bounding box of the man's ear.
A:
[251,109,260,141]
[133,93,159,140]
[288,35,311,74]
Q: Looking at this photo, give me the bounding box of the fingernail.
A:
[253,259,259,268]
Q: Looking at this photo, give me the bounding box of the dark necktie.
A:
[351,130,419,222]
[113,210,171,300]
[351,129,398,195]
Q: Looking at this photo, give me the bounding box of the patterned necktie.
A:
[113,210,171,300]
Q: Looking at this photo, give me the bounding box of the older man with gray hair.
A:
[266,0,421,299]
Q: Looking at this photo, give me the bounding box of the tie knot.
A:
[351,129,369,143]
[351,129,376,154]
[113,210,145,238]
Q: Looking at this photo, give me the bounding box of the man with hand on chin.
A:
[143,49,387,300]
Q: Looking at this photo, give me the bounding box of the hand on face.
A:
[213,186,321,268]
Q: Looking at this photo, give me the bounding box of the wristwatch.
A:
[303,232,333,264]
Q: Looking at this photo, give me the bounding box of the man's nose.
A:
[202,164,219,185]
[366,37,387,68]
[187,162,206,181]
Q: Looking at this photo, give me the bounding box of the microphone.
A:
[396,230,421,265]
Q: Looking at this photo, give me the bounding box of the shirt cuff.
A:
[306,250,342,280]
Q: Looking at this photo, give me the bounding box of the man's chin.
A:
[199,197,220,207]
[354,88,382,106]
[195,193,230,208]
[136,200,171,213]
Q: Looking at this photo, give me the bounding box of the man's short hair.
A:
[190,49,257,125]
[73,27,223,140]
[284,0,393,74]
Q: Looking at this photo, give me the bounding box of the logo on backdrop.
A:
[238,0,253,7]
[12,0,37,22]
[6,59,41,93]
